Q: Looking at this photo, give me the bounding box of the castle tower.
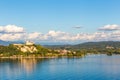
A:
[25,41,34,45]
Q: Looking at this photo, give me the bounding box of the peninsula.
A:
[0,41,120,58]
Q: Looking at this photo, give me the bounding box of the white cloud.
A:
[0,25,24,33]
[0,33,25,41]
[1,24,120,43]
[48,30,58,37]
[28,32,41,39]
[98,24,120,31]
[48,30,68,37]
[47,30,75,41]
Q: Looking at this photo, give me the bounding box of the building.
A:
[25,41,34,45]
[13,41,37,53]
[13,41,34,46]
[106,46,114,49]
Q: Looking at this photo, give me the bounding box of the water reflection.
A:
[0,59,20,79]
[0,55,120,80]
[20,58,37,73]
[0,58,47,80]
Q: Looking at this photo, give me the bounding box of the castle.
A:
[13,41,34,46]
[13,41,37,53]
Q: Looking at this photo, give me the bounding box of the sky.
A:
[0,0,120,44]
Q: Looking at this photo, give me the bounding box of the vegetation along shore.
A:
[0,41,120,58]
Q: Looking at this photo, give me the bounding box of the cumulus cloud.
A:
[98,24,120,31]
[0,25,24,33]
[28,32,41,39]
[0,33,25,41]
[1,24,120,43]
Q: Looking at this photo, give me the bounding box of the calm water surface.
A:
[0,54,120,80]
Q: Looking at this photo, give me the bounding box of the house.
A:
[106,46,114,49]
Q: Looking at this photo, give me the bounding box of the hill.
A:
[72,41,120,50]
[0,40,10,46]
[45,41,120,50]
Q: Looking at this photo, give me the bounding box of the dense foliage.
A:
[1,41,120,57]
[0,44,21,56]
[46,41,120,55]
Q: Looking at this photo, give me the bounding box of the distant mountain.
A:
[73,41,120,49]
[45,41,120,50]
[0,40,10,46]
[37,41,74,45]
[0,40,24,46]
[1,40,120,50]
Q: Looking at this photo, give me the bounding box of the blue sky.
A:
[0,0,120,33]
[0,0,120,43]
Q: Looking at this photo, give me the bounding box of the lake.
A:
[0,54,120,80]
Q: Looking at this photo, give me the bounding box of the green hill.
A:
[72,41,120,50]
[46,41,120,50]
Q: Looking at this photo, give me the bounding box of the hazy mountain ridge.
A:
[45,41,120,50]
[0,40,24,46]
[73,41,120,49]
[0,40,10,46]
[1,40,120,50]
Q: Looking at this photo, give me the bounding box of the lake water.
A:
[0,54,120,80]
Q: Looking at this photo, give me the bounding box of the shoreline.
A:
[0,56,58,59]
[0,55,84,59]
[0,57,58,59]
[1,54,120,59]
